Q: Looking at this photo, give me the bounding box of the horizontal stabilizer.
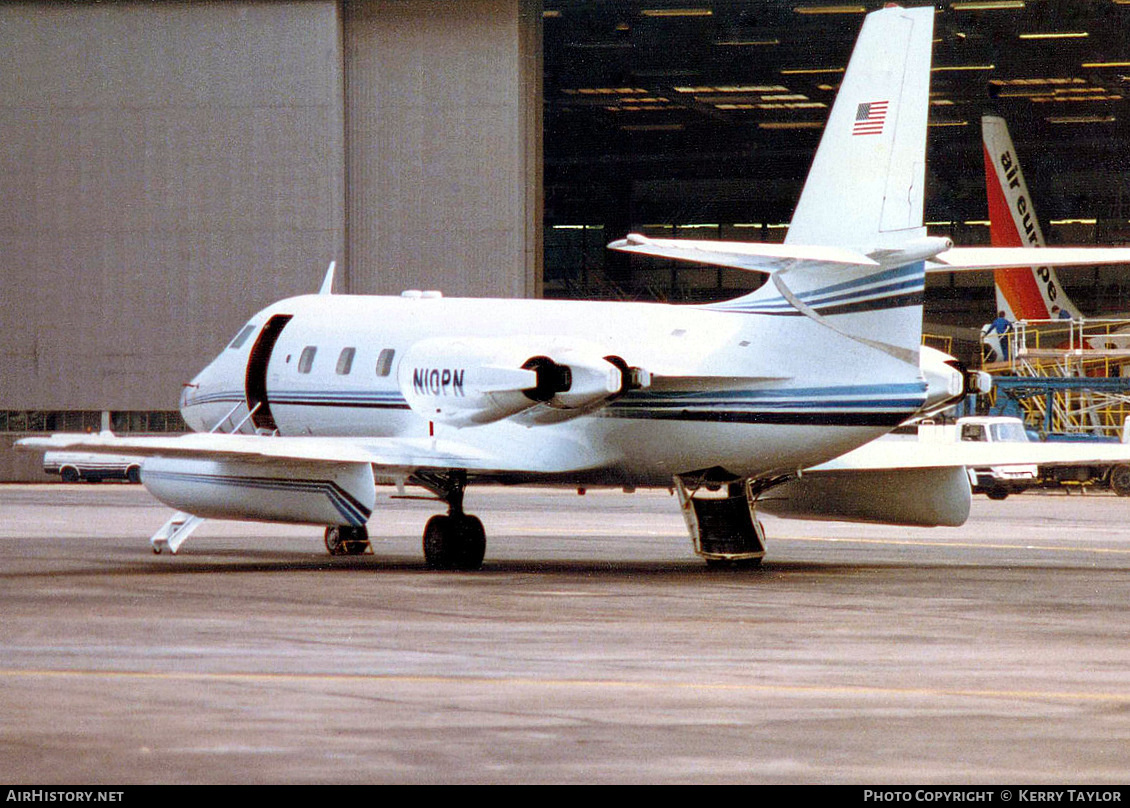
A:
[607,234,878,274]
[929,246,1130,272]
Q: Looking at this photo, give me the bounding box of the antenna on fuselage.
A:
[318,261,337,295]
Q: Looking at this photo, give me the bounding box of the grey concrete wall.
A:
[0,1,346,411]
[0,0,543,481]
[343,0,542,298]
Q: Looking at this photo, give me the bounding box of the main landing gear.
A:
[423,513,486,571]
[417,470,486,571]
[320,470,485,569]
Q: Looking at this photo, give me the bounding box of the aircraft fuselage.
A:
[181,292,928,488]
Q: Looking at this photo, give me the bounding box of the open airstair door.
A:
[245,314,292,433]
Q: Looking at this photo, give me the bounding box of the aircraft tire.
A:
[423,514,485,571]
[325,525,369,556]
[325,526,346,556]
[1109,464,1130,497]
[705,557,763,570]
[457,515,486,571]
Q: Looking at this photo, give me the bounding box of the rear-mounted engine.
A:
[398,337,648,427]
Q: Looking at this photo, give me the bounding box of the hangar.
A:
[3,0,1130,480]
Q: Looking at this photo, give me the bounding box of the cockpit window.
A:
[228,324,257,350]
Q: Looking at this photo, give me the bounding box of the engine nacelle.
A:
[399,337,631,427]
[141,456,375,527]
[918,345,990,419]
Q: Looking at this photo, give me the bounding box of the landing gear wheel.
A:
[705,557,763,570]
[325,526,370,556]
[423,514,486,571]
[1110,464,1130,497]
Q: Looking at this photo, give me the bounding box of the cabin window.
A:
[228,324,256,350]
[298,346,317,374]
[376,348,395,377]
[336,347,356,375]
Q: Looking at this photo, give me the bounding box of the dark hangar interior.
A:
[542,1,1130,325]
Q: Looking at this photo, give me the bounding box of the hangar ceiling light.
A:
[715,39,780,46]
[1018,32,1088,40]
[1030,94,1123,103]
[792,5,866,13]
[640,8,712,16]
[621,123,685,131]
[1045,115,1116,124]
[779,67,844,75]
[758,122,823,129]
[951,1,1024,9]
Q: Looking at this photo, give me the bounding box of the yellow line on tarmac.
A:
[779,535,1130,555]
[1,668,1127,704]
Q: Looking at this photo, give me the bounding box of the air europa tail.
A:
[982,115,1082,321]
[785,4,932,252]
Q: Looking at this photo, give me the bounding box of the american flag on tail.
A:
[853,101,888,136]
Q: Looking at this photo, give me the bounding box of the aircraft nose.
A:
[178,360,229,433]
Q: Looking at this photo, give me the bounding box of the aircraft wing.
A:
[16,431,602,476]
[809,435,1130,472]
[928,247,1130,272]
[759,435,1130,528]
[606,234,878,273]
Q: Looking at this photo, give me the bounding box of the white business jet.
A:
[20,5,1130,569]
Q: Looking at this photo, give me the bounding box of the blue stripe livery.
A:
[706,263,925,317]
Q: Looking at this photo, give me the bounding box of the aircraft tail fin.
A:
[784,4,933,251]
[982,114,1082,321]
[615,6,939,369]
[734,4,936,366]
